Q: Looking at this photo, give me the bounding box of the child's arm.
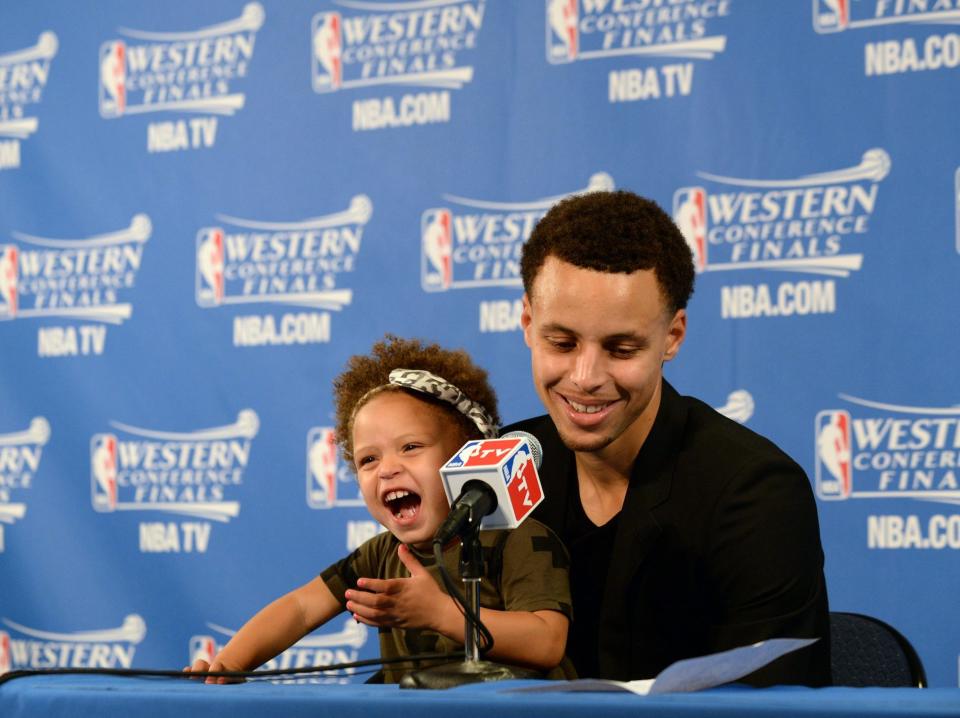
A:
[185,575,342,683]
[345,544,568,670]
[460,606,568,670]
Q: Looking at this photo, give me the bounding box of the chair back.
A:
[830,611,927,688]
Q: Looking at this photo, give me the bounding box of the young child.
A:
[187,335,573,683]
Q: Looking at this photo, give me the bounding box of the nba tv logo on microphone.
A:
[441,437,543,529]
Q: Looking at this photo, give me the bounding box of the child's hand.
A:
[183,656,245,684]
[345,544,457,634]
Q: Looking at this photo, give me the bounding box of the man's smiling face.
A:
[522,256,685,459]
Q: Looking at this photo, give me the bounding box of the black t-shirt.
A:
[562,483,619,679]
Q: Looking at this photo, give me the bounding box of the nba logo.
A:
[673,187,708,272]
[99,40,127,117]
[189,635,217,666]
[0,631,10,675]
[307,428,338,508]
[0,631,13,676]
[421,209,453,292]
[0,245,18,320]
[196,228,225,307]
[457,439,518,468]
[546,0,578,63]
[815,410,852,500]
[813,0,849,33]
[504,449,543,522]
[91,434,118,512]
[312,12,343,92]
[307,427,363,509]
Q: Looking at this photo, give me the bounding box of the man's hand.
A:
[345,544,457,633]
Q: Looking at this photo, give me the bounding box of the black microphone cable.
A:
[0,651,466,687]
[432,540,494,656]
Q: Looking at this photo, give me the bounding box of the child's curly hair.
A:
[333,335,501,466]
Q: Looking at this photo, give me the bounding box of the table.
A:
[1,675,959,718]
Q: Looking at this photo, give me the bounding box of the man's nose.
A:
[570,345,605,392]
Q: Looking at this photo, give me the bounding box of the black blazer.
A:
[505,380,831,686]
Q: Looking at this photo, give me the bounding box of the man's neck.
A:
[575,452,630,526]
[573,382,663,525]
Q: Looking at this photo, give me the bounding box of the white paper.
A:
[507,637,819,695]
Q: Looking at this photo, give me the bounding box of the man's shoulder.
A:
[673,389,798,466]
[666,389,813,509]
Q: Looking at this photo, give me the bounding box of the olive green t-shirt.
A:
[321,518,574,683]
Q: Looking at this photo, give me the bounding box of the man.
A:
[505,190,830,686]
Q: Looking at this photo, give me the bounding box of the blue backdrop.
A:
[1,0,958,687]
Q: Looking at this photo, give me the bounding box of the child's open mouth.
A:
[384,489,421,521]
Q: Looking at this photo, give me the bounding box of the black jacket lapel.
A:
[598,380,687,678]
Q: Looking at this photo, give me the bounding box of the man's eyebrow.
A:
[540,322,577,334]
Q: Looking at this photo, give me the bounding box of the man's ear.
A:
[521,294,533,348]
[663,309,686,362]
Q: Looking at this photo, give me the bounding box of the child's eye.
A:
[356,455,376,468]
[402,443,422,452]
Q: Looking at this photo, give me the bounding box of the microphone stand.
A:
[399,523,542,689]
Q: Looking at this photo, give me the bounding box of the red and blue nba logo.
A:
[306,427,364,509]
[307,428,338,508]
[672,187,708,272]
[815,410,852,500]
[421,208,453,291]
[504,449,543,522]
[0,245,18,320]
[813,0,850,33]
[312,12,343,92]
[189,635,217,666]
[0,630,10,675]
[98,40,126,117]
[196,228,225,307]
[546,0,579,63]
[91,434,118,512]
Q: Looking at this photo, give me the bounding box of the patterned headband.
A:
[386,368,498,439]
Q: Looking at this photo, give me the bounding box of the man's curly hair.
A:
[333,334,501,466]
[521,190,695,313]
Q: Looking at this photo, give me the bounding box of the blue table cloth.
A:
[1,675,959,718]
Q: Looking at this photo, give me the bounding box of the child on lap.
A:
[187,335,573,683]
